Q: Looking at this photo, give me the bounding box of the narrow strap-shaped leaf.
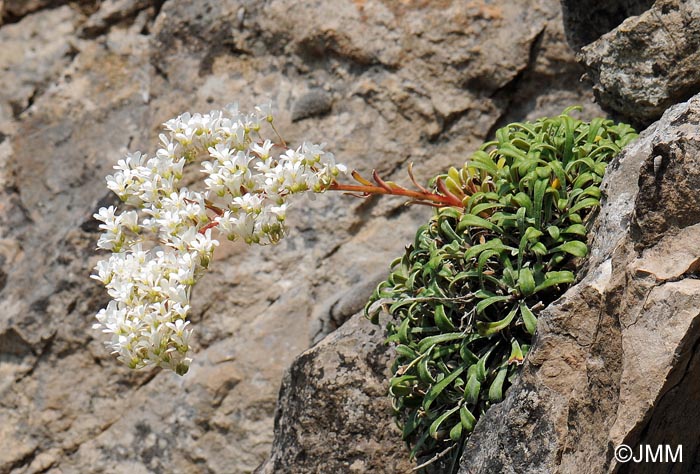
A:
[475,294,512,315]
[488,367,508,402]
[389,374,417,397]
[418,332,466,353]
[402,410,420,440]
[548,159,567,191]
[476,306,518,336]
[519,303,538,335]
[587,116,604,143]
[562,223,587,236]
[449,420,463,441]
[470,201,505,216]
[460,405,477,432]
[517,267,536,296]
[533,178,548,229]
[464,372,481,405]
[429,405,460,439]
[438,206,462,220]
[439,218,461,243]
[508,339,525,365]
[395,344,418,360]
[475,347,493,382]
[568,197,599,215]
[581,185,602,199]
[477,248,502,279]
[417,353,436,384]
[463,238,512,262]
[549,240,588,258]
[534,270,575,292]
[572,172,596,190]
[434,303,456,332]
[460,342,479,365]
[409,429,432,461]
[423,365,466,412]
[512,192,533,213]
[397,316,411,345]
[456,213,502,234]
[562,114,576,164]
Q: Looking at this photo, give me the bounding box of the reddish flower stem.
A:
[328,181,464,208]
[198,169,465,236]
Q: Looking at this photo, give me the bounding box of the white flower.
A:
[94,102,348,374]
[251,139,274,159]
[209,143,235,163]
[255,103,274,123]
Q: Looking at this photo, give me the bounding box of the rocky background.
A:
[0,0,698,473]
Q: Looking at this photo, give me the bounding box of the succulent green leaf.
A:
[395,344,418,360]
[508,339,525,365]
[488,367,508,402]
[460,405,477,432]
[429,405,461,439]
[423,365,466,412]
[550,240,588,258]
[449,421,463,441]
[418,332,466,353]
[568,197,600,214]
[402,410,420,439]
[534,271,575,292]
[417,353,436,384]
[519,303,538,335]
[390,375,417,397]
[456,214,502,234]
[434,304,456,332]
[547,225,561,240]
[476,306,518,336]
[475,295,512,315]
[533,178,548,228]
[464,372,481,405]
[517,267,536,296]
[397,314,412,344]
[562,223,587,236]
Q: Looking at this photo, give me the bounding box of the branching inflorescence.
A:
[92,104,350,374]
[92,104,452,375]
[91,103,636,473]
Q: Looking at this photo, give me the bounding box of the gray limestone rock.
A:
[256,313,412,474]
[291,89,333,122]
[258,81,700,474]
[579,0,700,126]
[458,93,700,474]
[0,0,605,473]
[559,0,654,50]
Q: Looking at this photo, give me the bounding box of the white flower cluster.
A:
[92,104,347,374]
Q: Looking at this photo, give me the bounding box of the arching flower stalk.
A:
[92,103,459,375]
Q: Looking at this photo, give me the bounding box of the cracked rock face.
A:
[578,0,700,126]
[256,313,413,474]
[0,0,601,473]
[559,0,654,50]
[457,93,700,474]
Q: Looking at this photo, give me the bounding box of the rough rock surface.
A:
[257,313,412,474]
[559,0,654,50]
[579,0,700,126]
[457,93,700,474]
[0,1,602,473]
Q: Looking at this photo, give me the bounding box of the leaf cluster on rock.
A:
[367,108,637,471]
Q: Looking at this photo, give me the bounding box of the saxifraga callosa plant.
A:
[91,103,635,470]
[365,107,637,472]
